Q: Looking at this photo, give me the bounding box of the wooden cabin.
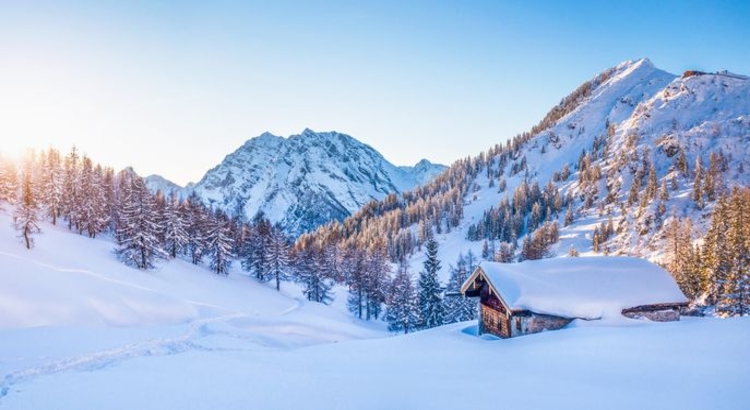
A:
[460,257,689,338]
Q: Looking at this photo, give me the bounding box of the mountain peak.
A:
[188,129,445,235]
[616,57,654,72]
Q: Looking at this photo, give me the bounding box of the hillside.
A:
[305,59,750,285]
[0,211,748,409]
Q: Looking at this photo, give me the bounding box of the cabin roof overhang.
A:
[461,267,522,315]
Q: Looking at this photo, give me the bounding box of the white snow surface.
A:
[0,213,748,409]
[473,257,688,320]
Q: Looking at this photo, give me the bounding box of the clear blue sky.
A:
[1,0,748,185]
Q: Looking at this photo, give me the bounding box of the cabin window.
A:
[516,317,521,332]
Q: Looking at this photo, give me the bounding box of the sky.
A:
[0,0,748,186]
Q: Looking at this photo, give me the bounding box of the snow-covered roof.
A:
[461,257,688,320]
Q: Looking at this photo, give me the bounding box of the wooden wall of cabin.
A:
[479,285,510,338]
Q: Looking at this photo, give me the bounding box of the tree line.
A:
[0,147,481,328]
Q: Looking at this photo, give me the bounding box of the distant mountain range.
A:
[146,129,446,235]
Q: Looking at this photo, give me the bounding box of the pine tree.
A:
[265,225,290,290]
[13,163,40,249]
[0,158,18,206]
[162,192,189,258]
[246,212,272,281]
[564,202,574,226]
[184,192,207,265]
[715,188,750,316]
[61,147,81,230]
[204,211,234,275]
[385,261,419,334]
[293,240,333,304]
[494,242,515,263]
[693,156,704,209]
[78,157,109,238]
[115,172,166,270]
[443,252,478,324]
[40,148,63,225]
[418,236,444,329]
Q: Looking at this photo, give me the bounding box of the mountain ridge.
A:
[302,58,750,283]
[146,129,447,235]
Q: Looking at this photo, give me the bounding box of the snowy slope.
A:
[404,59,750,281]
[1,215,748,409]
[0,211,384,334]
[187,129,446,235]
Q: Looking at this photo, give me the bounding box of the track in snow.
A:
[0,313,246,401]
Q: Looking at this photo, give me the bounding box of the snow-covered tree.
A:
[243,212,272,281]
[265,225,290,290]
[162,192,189,258]
[443,251,478,324]
[293,239,333,304]
[115,172,166,270]
[39,148,63,225]
[204,211,234,275]
[0,157,18,206]
[13,163,40,249]
[78,157,109,238]
[61,147,81,230]
[418,236,443,329]
[385,261,419,334]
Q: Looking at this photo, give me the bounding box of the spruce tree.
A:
[418,236,444,329]
[443,251,478,324]
[293,241,333,304]
[385,261,419,334]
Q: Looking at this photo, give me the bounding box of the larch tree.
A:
[115,172,166,270]
[13,162,40,249]
[204,211,235,275]
[162,192,189,258]
[0,158,18,206]
[265,225,291,290]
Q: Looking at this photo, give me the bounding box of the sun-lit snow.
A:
[2,58,750,409]
[1,211,748,409]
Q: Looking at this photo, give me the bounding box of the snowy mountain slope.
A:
[1,210,748,409]
[188,129,445,235]
[319,59,749,284]
[0,211,384,336]
[459,59,749,268]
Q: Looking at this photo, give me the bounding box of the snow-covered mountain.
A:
[144,174,184,197]
[187,129,445,235]
[308,58,750,279]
